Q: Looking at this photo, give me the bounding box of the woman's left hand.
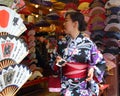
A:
[86,67,94,81]
[56,56,66,67]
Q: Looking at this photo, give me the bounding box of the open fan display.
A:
[0,4,30,96]
[0,6,27,37]
[0,64,32,96]
[0,34,29,64]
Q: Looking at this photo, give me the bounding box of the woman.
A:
[50,11,106,96]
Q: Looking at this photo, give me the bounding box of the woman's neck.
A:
[71,30,80,39]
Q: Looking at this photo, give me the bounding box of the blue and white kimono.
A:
[49,33,106,96]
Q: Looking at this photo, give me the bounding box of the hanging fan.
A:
[18,6,31,15]
[34,18,50,27]
[29,0,53,7]
[0,34,29,64]
[0,64,32,96]
[78,2,90,11]
[12,0,25,10]
[64,3,77,10]
[0,0,14,7]
[46,12,60,20]
[0,6,27,37]
[0,0,25,10]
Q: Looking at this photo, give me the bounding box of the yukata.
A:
[49,33,106,96]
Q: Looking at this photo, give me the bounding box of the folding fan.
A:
[46,12,60,20]
[0,6,27,36]
[0,0,14,7]
[0,64,32,96]
[35,18,50,27]
[0,0,25,10]
[78,2,90,11]
[12,0,25,10]
[0,34,29,64]
[89,7,105,16]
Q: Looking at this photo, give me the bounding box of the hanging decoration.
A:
[0,0,25,10]
[34,18,50,27]
[29,0,53,7]
[17,6,31,15]
[46,12,60,20]
[64,3,77,10]
[0,0,14,7]
[78,2,90,11]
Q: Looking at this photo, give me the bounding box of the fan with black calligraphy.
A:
[0,6,27,36]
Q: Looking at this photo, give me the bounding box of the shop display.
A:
[0,0,120,95]
[0,5,30,96]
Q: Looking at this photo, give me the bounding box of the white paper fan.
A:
[0,64,32,96]
[0,34,29,63]
[0,6,27,36]
[0,0,14,7]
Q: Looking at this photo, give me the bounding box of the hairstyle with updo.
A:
[65,11,87,31]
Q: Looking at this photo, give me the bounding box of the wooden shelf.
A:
[22,77,48,88]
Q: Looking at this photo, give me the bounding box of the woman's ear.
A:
[73,21,79,29]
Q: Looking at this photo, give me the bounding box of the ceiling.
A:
[0,0,108,32]
[19,0,82,17]
[17,0,81,32]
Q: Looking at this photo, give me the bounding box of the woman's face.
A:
[63,14,74,35]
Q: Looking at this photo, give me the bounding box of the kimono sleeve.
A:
[90,44,106,82]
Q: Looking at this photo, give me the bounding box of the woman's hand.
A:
[56,56,66,67]
[86,67,94,81]
[56,56,62,62]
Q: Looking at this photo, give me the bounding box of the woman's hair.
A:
[65,11,87,31]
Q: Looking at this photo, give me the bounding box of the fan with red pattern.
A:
[0,34,29,64]
[0,6,27,36]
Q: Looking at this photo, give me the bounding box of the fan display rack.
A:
[0,5,31,96]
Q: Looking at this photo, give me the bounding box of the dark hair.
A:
[65,11,87,31]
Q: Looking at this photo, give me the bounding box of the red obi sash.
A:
[62,62,88,78]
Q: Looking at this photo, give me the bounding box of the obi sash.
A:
[62,62,88,78]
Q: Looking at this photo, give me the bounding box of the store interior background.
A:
[18,0,120,96]
[0,0,120,96]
